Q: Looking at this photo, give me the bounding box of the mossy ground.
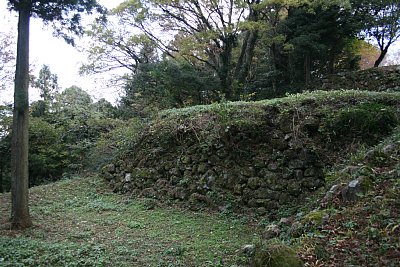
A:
[0,176,259,266]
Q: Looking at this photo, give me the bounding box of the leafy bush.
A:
[29,117,68,186]
[88,118,144,170]
[119,59,221,119]
[322,102,398,141]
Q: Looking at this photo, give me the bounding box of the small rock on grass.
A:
[241,244,256,257]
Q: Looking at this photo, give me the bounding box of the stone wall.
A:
[101,93,400,214]
[309,65,400,92]
[103,137,324,214]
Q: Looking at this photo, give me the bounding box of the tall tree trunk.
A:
[0,165,3,193]
[327,49,336,74]
[235,30,258,87]
[304,54,311,86]
[234,31,250,78]
[233,3,259,94]
[11,5,32,229]
[374,47,389,67]
[218,36,234,100]
[270,43,279,94]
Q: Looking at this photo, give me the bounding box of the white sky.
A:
[0,0,124,105]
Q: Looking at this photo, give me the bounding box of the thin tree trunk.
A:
[234,31,250,78]
[0,165,3,193]
[11,5,32,229]
[374,47,389,67]
[218,36,234,100]
[270,44,278,94]
[304,54,311,86]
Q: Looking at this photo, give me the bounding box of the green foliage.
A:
[8,0,106,46]
[278,3,362,84]
[81,0,400,102]
[119,59,221,118]
[80,22,156,75]
[0,30,15,92]
[0,237,109,267]
[354,0,400,66]
[113,0,247,99]
[2,80,120,187]
[0,105,12,192]
[322,102,398,141]
[88,118,144,170]
[302,210,329,226]
[32,64,59,107]
[92,98,117,119]
[9,66,117,189]
[28,117,67,186]
[57,85,93,111]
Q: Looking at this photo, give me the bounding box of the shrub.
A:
[322,103,398,142]
[88,118,144,171]
[29,117,67,186]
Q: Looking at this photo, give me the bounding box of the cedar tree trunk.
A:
[11,5,32,229]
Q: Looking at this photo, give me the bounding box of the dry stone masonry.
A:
[102,92,400,213]
[310,65,400,92]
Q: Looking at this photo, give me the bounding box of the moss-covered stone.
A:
[310,65,400,92]
[197,163,208,174]
[251,243,303,267]
[302,209,329,226]
[248,177,265,190]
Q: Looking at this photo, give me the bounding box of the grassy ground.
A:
[0,176,259,266]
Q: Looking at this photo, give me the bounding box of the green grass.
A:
[160,90,400,118]
[143,90,400,151]
[0,177,259,266]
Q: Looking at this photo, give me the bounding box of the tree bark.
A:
[218,35,235,100]
[270,43,279,94]
[234,31,250,78]
[0,165,3,193]
[235,30,258,87]
[11,4,32,229]
[374,47,389,67]
[304,54,311,86]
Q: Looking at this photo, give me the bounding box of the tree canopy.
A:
[0,30,15,93]
[355,0,400,66]
[81,0,400,104]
